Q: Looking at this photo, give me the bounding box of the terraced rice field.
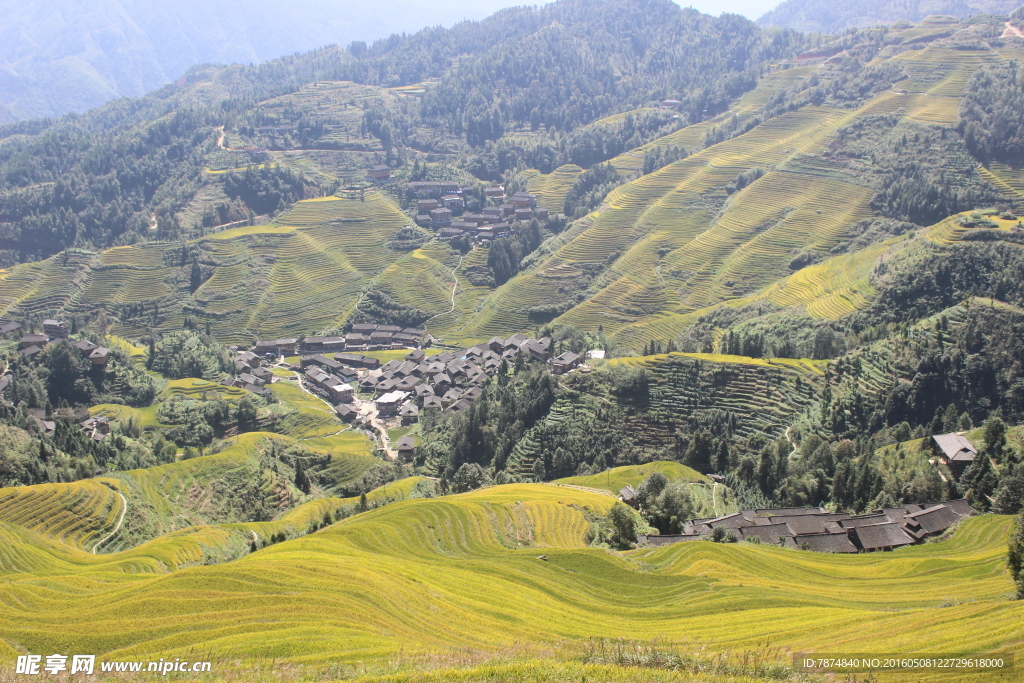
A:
[375,248,457,319]
[892,44,1000,98]
[454,103,870,345]
[926,211,1021,245]
[554,461,707,492]
[0,191,409,345]
[527,164,583,212]
[271,378,356,440]
[979,163,1024,207]
[759,236,904,319]
[0,481,123,551]
[605,352,821,439]
[0,479,1018,682]
[441,37,1022,352]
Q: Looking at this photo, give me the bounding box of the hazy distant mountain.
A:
[758,0,1020,33]
[0,0,525,122]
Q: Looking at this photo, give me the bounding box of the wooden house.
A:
[549,351,582,374]
[367,164,391,181]
[43,319,69,338]
[932,433,977,476]
[396,435,417,460]
[509,191,537,209]
[430,207,452,227]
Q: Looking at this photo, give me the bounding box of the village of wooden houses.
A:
[369,165,551,243]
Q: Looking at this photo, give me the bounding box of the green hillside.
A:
[0,481,1019,681]
[0,15,1018,355]
[452,22,1024,350]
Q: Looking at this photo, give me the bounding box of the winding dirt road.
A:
[92,492,127,554]
[426,251,466,325]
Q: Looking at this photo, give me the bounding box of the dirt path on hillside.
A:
[784,426,799,459]
[216,126,228,150]
[285,366,396,459]
[92,492,127,554]
[426,251,467,326]
[1002,21,1024,39]
[370,417,397,460]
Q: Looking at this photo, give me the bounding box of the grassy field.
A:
[0,480,1019,681]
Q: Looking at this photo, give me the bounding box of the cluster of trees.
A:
[156,395,262,447]
[3,340,157,410]
[0,411,160,488]
[222,166,312,217]
[346,288,429,330]
[0,106,221,258]
[634,472,695,534]
[147,330,232,380]
[641,145,687,175]
[467,110,687,180]
[823,301,1024,441]
[420,0,805,147]
[563,163,623,218]
[417,363,557,477]
[586,503,639,550]
[828,114,1001,227]
[487,219,543,285]
[958,63,1024,166]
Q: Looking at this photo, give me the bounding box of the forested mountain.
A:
[0,0,525,122]
[0,0,806,262]
[758,0,1020,33]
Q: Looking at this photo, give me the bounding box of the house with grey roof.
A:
[932,433,977,476]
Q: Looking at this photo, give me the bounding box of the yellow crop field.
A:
[926,211,1020,245]
[0,480,123,551]
[528,164,583,212]
[554,461,708,492]
[760,236,904,319]
[0,480,1019,682]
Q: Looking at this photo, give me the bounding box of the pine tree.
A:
[714,439,730,473]
[294,459,310,494]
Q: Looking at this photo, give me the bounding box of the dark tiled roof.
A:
[851,523,915,550]
[903,505,960,534]
[790,533,858,553]
[738,523,792,543]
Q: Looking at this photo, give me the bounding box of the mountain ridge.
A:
[0,0,529,122]
[758,0,1021,33]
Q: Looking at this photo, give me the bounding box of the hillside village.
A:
[236,329,582,454]
[370,166,552,243]
[639,497,973,553]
